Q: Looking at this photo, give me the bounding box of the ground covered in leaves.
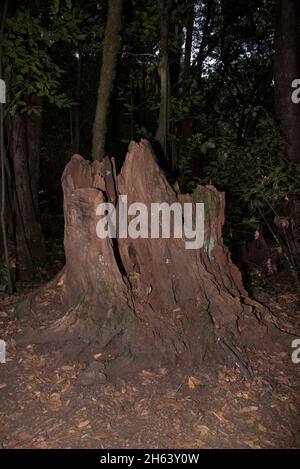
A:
[0,276,300,449]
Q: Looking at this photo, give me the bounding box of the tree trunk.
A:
[0,0,14,292]
[179,0,194,141]
[274,0,300,164]
[26,95,43,214]
[35,140,268,375]
[155,0,170,158]
[0,130,15,292]
[92,0,122,161]
[11,114,45,280]
[274,0,300,234]
[183,1,194,77]
[168,0,184,95]
[72,52,82,155]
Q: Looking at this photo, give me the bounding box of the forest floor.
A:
[0,271,300,449]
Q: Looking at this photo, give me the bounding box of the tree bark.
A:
[168,0,184,95]
[0,0,14,292]
[179,0,194,141]
[274,0,300,164]
[155,0,170,158]
[183,1,194,76]
[34,140,268,375]
[72,52,82,155]
[11,114,45,280]
[92,0,122,161]
[26,94,43,215]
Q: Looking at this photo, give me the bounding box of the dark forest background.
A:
[1,0,300,294]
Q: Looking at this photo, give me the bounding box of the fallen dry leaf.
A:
[288,403,298,414]
[258,424,267,433]
[141,370,155,377]
[17,431,32,442]
[188,376,201,389]
[77,420,90,428]
[196,425,210,437]
[61,365,75,371]
[33,441,48,449]
[237,406,258,414]
[44,393,63,412]
[244,439,262,449]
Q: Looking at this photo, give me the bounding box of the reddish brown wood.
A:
[54,140,267,370]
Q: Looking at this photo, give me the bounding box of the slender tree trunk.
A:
[0,0,13,292]
[11,114,45,280]
[155,0,170,158]
[26,94,43,215]
[92,0,122,161]
[274,0,300,164]
[180,0,194,140]
[183,1,194,76]
[1,0,45,284]
[168,1,185,171]
[196,1,212,82]
[168,0,184,95]
[72,51,82,154]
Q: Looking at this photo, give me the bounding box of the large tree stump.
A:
[42,140,267,372]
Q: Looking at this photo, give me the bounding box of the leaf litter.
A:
[0,285,299,448]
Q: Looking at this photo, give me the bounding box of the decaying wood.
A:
[26,140,269,373]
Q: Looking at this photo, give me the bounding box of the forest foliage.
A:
[1,0,300,279]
